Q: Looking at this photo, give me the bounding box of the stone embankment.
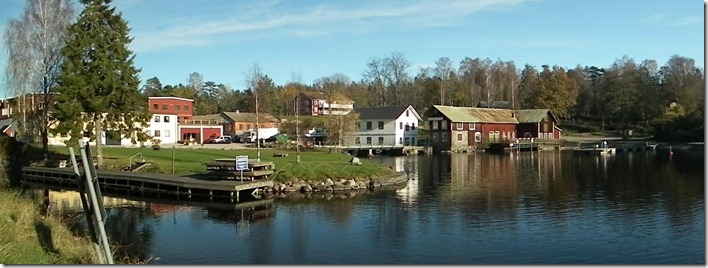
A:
[263,171,408,194]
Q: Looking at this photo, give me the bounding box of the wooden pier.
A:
[571,147,616,155]
[22,166,273,202]
[205,158,275,181]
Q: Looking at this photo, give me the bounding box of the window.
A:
[355,137,361,144]
[154,116,160,123]
[405,124,410,131]
[406,110,409,117]
[366,137,372,144]
[378,121,384,129]
[489,131,495,142]
[164,130,170,137]
[356,122,361,130]
[366,122,372,130]
[400,122,403,129]
[399,137,403,144]
[475,132,482,142]
[441,133,448,142]
[411,123,416,130]
[441,120,448,130]
[145,130,151,136]
[239,124,244,130]
[457,133,463,141]
[456,123,463,130]
[184,105,189,111]
[247,124,251,130]
[469,123,475,130]
[153,104,158,109]
[176,105,181,111]
[433,133,439,142]
[378,137,384,144]
[405,137,410,145]
[154,130,161,137]
[164,116,170,123]
[432,121,439,130]
[162,104,168,110]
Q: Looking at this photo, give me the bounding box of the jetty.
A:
[22,163,274,202]
[204,158,275,181]
[569,140,656,155]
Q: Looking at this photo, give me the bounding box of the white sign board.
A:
[235,155,249,171]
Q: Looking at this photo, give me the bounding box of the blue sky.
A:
[0,0,704,96]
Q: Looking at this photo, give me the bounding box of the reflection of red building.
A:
[149,203,189,215]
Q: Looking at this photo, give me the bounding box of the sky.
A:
[0,0,704,97]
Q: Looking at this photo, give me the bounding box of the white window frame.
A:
[469,123,475,130]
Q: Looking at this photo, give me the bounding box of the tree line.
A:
[4,0,704,167]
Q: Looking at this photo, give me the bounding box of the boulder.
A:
[349,157,361,165]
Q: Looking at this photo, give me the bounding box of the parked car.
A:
[212,136,232,144]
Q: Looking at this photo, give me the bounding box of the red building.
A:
[148,96,222,143]
[296,91,354,116]
[148,96,194,124]
[426,105,561,153]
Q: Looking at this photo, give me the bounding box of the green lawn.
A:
[48,146,394,182]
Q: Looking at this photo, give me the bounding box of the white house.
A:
[146,113,179,145]
[346,105,422,147]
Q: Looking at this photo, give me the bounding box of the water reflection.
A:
[21,150,705,264]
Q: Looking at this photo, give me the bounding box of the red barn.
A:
[426,105,561,153]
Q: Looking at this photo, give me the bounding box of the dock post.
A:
[236,191,240,202]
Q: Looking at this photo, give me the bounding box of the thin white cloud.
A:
[639,14,666,24]
[129,0,536,52]
[638,14,701,27]
[669,16,701,26]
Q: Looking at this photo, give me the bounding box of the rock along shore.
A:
[263,171,408,194]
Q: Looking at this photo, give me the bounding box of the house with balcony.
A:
[345,105,422,148]
[296,91,354,116]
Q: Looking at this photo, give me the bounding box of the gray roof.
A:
[514,109,558,124]
[432,105,559,124]
[354,105,421,120]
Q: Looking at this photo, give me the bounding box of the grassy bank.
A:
[46,145,395,182]
[0,188,96,264]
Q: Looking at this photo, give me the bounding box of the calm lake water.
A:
[29,150,705,264]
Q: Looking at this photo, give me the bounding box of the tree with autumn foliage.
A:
[521,65,580,119]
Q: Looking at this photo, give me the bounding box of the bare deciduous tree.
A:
[3,0,75,151]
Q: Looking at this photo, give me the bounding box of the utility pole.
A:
[295,93,301,163]
[255,83,261,162]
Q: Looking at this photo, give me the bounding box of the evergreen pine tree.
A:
[52,0,149,167]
